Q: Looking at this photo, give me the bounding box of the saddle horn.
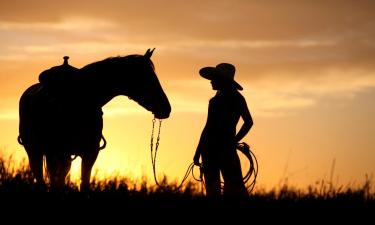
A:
[144,48,155,58]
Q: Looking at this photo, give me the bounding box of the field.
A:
[0,156,373,222]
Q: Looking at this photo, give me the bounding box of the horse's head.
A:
[124,49,171,119]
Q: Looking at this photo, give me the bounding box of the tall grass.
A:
[1,155,373,223]
[1,155,374,203]
[0,155,203,196]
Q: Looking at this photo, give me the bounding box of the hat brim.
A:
[199,67,243,90]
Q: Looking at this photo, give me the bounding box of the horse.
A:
[17,49,171,191]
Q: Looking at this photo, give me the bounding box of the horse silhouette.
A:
[18,49,171,191]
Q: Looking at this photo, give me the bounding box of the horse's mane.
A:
[80,54,155,73]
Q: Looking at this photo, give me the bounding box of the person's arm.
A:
[194,126,207,165]
[235,97,253,143]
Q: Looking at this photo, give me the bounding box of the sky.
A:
[0,0,374,190]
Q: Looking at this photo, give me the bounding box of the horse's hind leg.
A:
[46,153,71,191]
[25,145,45,187]
[81,151,99,192]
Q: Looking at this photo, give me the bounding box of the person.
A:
[193,63,253,197]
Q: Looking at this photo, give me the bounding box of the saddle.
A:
[37,57,104,153]
[39,56,79,85]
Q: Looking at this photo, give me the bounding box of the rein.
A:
[150,118,204,190]
[150,118,162,186]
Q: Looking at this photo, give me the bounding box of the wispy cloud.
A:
[166,39,336,50]
[159,70,375,118]
[0,17,116,31]
[246,69,375,117]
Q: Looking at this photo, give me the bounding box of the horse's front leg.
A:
[80,151,99,192]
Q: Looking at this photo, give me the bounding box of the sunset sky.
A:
[0,0,374,190]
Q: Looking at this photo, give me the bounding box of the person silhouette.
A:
[193,63,253,197]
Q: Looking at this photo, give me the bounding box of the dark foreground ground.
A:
[1,186,374,223]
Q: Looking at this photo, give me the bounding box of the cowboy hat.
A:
[199,63,243,90]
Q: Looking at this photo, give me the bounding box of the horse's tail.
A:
[18,83,43,146]
[17,135,23,145]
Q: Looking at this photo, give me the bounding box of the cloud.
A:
[2,0,375,39]
[244,68,375,117]
[161,69,375,118]
[1,0,374,62]
[162,38,337,53]
[1,0,375,119]
[0,17,116,31]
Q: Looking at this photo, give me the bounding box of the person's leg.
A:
[221,151,248,197]
[202,154,221,197]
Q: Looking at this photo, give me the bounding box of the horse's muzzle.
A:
[153,100,171,119]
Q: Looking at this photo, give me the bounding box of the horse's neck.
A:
[95,89,120,108]
[79,69,130,109]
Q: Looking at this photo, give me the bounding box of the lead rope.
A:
[175,162,204,191]
[150,118,162,186]
[150,118,204,192]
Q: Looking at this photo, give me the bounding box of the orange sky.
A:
[0,0,375,190]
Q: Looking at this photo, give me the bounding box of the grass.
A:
[0,156,374,221]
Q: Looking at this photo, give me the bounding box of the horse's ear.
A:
[144,48,155,58]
